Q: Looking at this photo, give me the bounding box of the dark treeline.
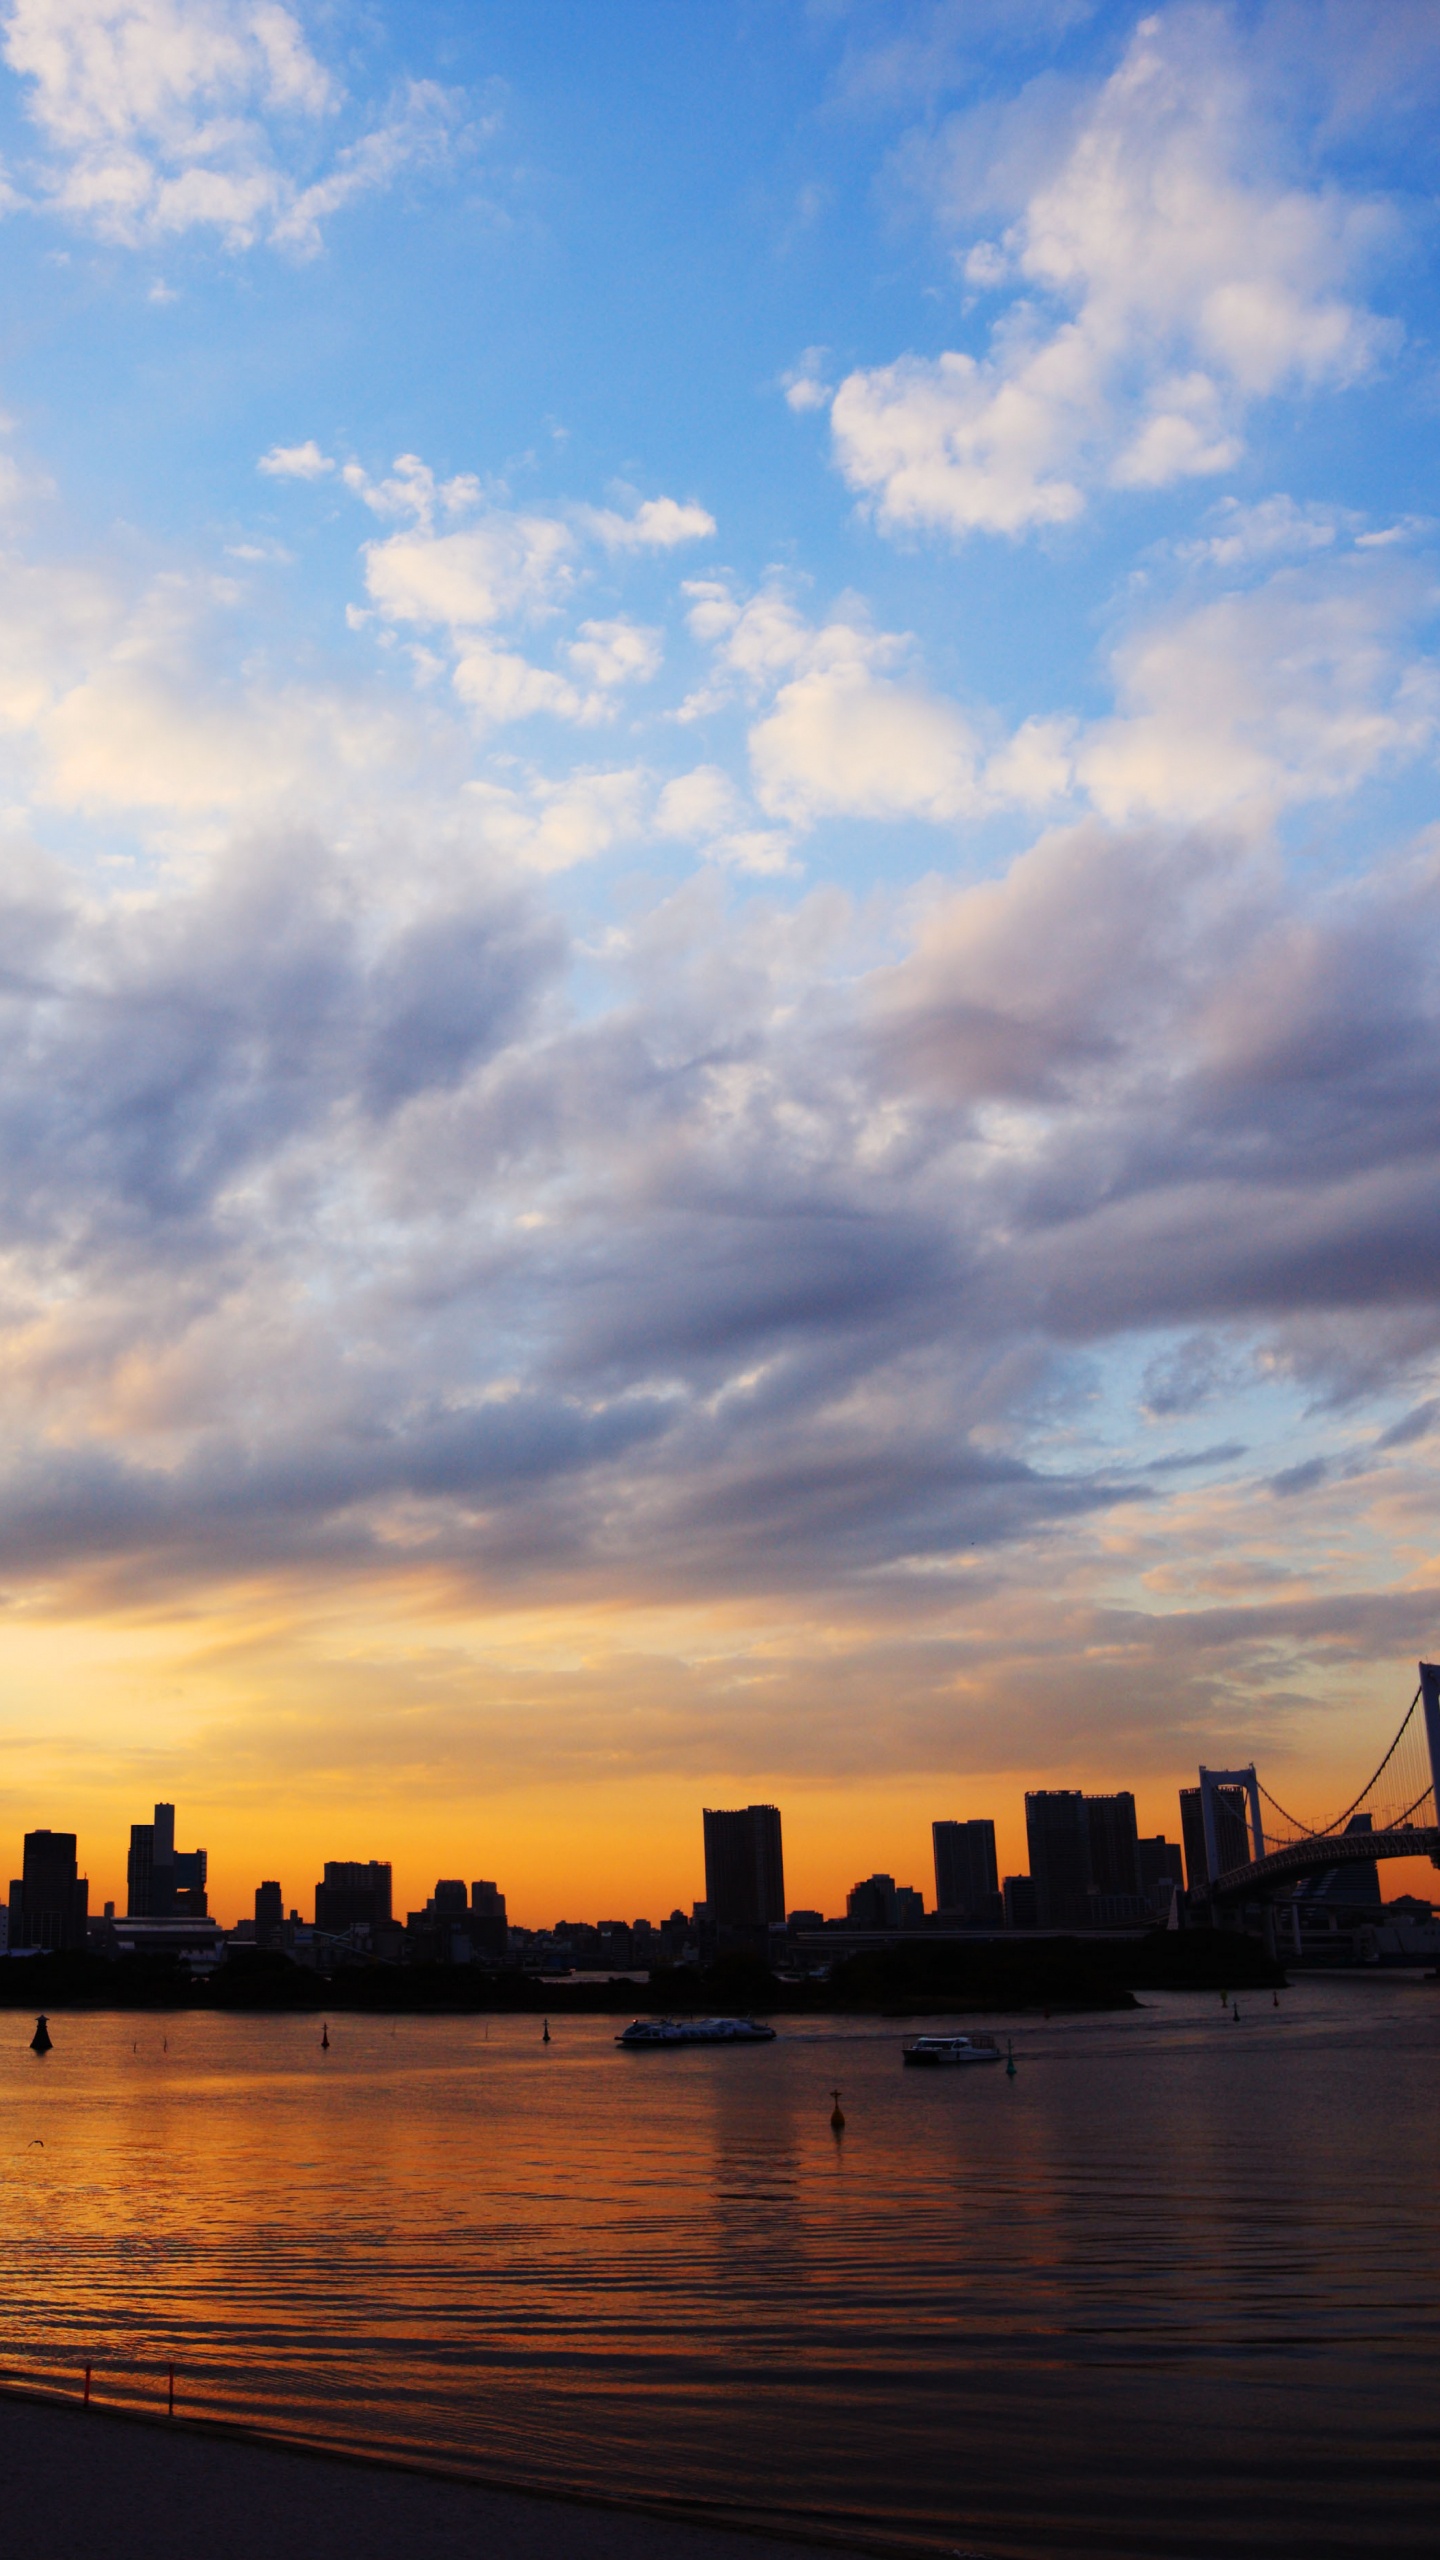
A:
[0,1929,1284,2015]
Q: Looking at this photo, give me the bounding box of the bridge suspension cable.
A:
[1255,1685,1429,1841]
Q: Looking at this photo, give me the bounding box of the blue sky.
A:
[0,0,1438,1915]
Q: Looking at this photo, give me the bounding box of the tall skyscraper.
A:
[314,1860,392,1932]
[1024,1791,1092,1928]
[932,1819,1000,1919]
[1083,1793,1141,1900]
[1136,1835,1184,1917]
[470,1881,508,1960]
[254,1880,283,1944]
[702,1805,785,1931]
[127,1803,207,1917]
[8,1831,89,1953]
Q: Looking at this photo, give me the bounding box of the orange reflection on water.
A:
[0,1993,1437,2560]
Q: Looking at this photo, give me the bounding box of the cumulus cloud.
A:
[830,9,1394,540]
[1074,557,1439,826]
[258,438,333,480]
[578,496,716,550]
[1,1,467,252]
[363,514,574,633]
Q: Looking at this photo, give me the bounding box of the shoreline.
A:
[0,2382,882,2560]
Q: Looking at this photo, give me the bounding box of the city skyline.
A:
[4,1756,1429,1936]
[0,4,1436,1901]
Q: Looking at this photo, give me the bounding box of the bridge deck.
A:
[1200,1824,1440,1902]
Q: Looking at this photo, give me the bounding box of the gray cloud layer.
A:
[0,809,1436,1629]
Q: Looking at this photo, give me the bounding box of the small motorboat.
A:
[616,2016,777,2047]
[902,2033,1002,2067]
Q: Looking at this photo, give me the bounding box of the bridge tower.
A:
[1198,1764,1265,1882]
[1419,1665,1440,1816]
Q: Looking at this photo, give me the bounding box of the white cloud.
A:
[451,641,585,731]
[364,515,575,633]
[655,764,744,841]
[1179,494,1344,570]
[258,437,333,480]
[782,347,834,413]
[1,2,466,251]
[750,626,983,827]
[1074,563,1440,826]
[565,617,662,692]
[830,10,1393,541]
[579,496,715,551]
[465,766,647,874]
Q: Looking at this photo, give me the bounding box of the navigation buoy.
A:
[542,2019,551,2044]
[1232,2001,1239,2022]
[30,2014,51,2055]
[1005,2039,1017,2078]
[321,2023,330,2050]
[829,2087,845,2132]
[1273,1990,1280,2009]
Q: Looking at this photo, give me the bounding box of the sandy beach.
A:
[0,2392,863,2560]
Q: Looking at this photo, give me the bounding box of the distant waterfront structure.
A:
[315,1860,392,1933]
[702,1805,784,1935]
[8,1831,89,1953]
[1002,1874,1038,1930]
[127,1803,208,1918]
[470,1881,508,1961]
[1024,1792,1092,1928]
[1136,1834,1185,1919]
[1083,1793,1141,1903]
[932,1819,1000,1922]
[846,1873,925,1927]
[255,1881,283,1945]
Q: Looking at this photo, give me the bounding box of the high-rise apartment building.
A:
[470,1880,508,1960]
[127,1803,208,1918]
[1083,1793,1141,1900]
[8,1830,89,1953]
[1024,1791,1092,1928]
[1136,1835,1184,1917]
[702,1805,785,1932]
[254,1880,283,1944]
[845,1873,925,1928]
[932,1819,1000,1920]
[314,1860,392,1933]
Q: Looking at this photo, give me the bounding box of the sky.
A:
[0,0,1439,1926]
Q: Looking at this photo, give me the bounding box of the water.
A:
[0,1979,1436,2558]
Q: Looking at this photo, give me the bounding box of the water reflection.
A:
[0,1985,1436,2557]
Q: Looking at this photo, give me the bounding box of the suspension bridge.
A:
[1183,1660,1440,1937]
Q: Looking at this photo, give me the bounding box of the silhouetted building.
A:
[1084,1793,1140,1901]
[315,1860,392,1933]
[254,1881,283,1946]
[702,1805,785,1932]
[1025,1791,1091,1928]
[127,1803,208,1918]
[845,1872,924,1927]
[9,1830,89,1953]
[1137,1835,1184,1918]
[933,1819,1000,1921]
[470,1880,508,1961]
[1003,1873,1038,1930]
[1180,1784,1249,1888]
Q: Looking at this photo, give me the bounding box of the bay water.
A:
[0,1977,1435,2557]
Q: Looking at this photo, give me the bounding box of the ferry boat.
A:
[901,2033,1002,2067]
[616,2016,777,2047]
